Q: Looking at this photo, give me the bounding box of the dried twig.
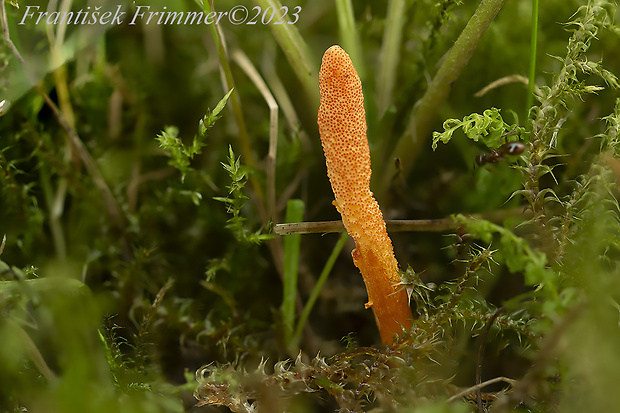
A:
[447,376,517,403]
[274,207,532,235]
[274,218,457,235]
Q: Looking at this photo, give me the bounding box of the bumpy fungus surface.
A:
[317,45,413,344]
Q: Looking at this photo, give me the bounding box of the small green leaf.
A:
[200,88,234,137]
[432,108,524,150]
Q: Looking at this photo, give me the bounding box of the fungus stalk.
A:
[317,45,413,344]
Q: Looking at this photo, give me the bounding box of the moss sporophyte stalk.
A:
[317,45,413,344]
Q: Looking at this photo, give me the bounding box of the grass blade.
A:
[291,231,349,350]
[335,0,365,79]
[377,0,407,115]
[282,199,305,345]
[526,0,539,118]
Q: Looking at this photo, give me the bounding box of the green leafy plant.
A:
[213,145,274,244]
[432,107,524,150]
[157,88,234,181]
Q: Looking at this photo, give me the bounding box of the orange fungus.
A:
[317,45,413,344]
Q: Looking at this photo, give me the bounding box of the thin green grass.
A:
[282,199,304,347]
[527,0,539,118]
[291,231,349,350]
[252,0,319,108]
[335,0,365,79]
[376,0,407,116]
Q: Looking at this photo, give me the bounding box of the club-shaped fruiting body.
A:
[317,45,413,344]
